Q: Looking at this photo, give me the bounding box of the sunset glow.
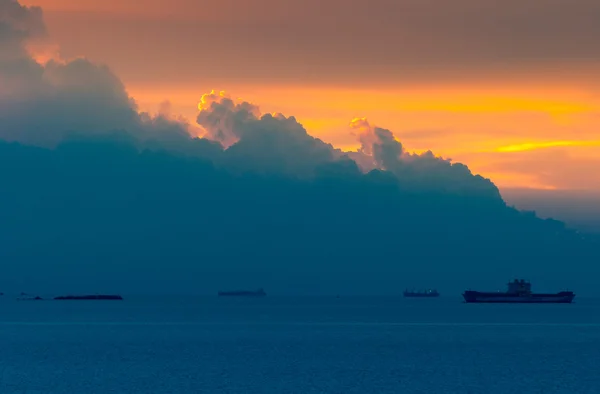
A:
[15,0,600,191]
[124,84,600,190]
[496,141,600,153]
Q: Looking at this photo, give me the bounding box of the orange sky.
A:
[125,84,600,190]
[21,0,600,191]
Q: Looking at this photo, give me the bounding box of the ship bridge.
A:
[507,279,531,294]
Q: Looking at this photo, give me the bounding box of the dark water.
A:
[1,296,599,393]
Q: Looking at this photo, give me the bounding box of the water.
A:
[1,296,599,393]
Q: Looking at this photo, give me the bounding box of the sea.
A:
[1,295,599,394]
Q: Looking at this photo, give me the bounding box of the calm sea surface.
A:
[1,295,599,393]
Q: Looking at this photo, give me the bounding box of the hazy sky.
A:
[14,0,600,190]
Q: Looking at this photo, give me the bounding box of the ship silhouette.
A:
[54,294,123,300]
[463,279,575,303]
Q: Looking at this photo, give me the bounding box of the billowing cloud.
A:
[0,0,530,205]
[1,0,503,201]
[196,90,259,148]
[0,0,189,147]
[195,92,500,200]
[0,0,46,95]
[350,117,501,199]
[351,117,404,170]
[197,90,346,176]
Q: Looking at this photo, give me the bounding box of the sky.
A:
[18,0,600,191]
[2,0,600,294]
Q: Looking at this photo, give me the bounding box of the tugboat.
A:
[218,288,266,297]
[403,289,440,298]
[463,279,575,303]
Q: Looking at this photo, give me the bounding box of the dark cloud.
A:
[503,188,600,235]
[0,0,46,95]
[0,0,189,147]
[0,0,46,46]
[1,138,598,294]
[0,0,598,294]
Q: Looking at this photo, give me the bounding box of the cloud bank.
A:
[0,0,597,294]
[0,0,189,147]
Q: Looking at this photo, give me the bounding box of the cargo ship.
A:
[54,295,123,300]
[463,279,574,303]
[403,289,439,297]
[218,288,266,297]
[17,296,43,301]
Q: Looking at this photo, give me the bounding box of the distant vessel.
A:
[463,279,575,303]
[403,289,440,298]
[218,288,266,297]
[54,295,123,300]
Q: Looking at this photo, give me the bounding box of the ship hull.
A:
[54,295,123,300]
[463,291,574,303]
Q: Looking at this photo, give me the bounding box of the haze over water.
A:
[1,296,599,393]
